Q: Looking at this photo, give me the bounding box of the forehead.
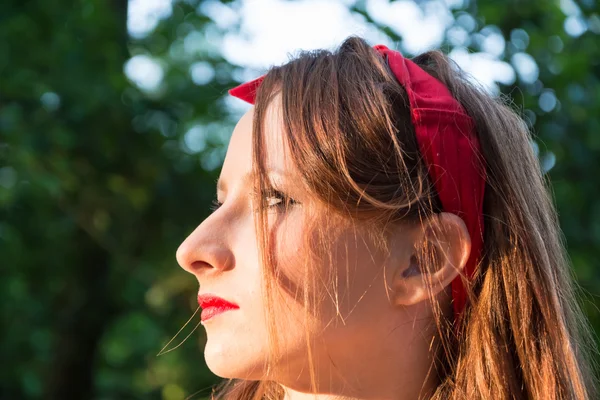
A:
[218,94,293,190]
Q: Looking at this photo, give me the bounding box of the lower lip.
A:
[200,306,238,322]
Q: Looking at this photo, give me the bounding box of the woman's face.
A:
[176,96,416,387]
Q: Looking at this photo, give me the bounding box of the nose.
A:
[176,223,235,275]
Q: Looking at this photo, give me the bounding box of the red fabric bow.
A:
[227,44,486,329]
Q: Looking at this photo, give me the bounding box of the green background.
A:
[1,0,599,399]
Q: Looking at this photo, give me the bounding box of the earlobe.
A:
[391,212,472,307]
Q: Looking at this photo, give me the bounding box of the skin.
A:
[176,95,471,400]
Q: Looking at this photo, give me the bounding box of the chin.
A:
[204,338,266,380]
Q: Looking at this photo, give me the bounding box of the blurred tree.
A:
[0,0,598,399]
[0,0,232,398]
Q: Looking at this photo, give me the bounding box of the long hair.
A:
[209,36,599,399]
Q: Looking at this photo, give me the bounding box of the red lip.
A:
[197,293,240,322]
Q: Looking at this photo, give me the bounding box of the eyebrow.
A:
[216,168,288,193]
[216,172,250,193]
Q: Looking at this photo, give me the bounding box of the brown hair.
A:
[209,35,599,399]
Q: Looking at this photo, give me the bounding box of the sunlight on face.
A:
[176,94,415,388]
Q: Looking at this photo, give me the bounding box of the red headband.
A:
[227,44,486,328]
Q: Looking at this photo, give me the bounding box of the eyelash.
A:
[209,189,298,212]
[209,198,221,212]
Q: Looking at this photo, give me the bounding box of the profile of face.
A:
[176,94,470,395]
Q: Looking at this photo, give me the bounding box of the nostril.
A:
[189,260,214,271]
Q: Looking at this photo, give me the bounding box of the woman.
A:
[176,36,599,399]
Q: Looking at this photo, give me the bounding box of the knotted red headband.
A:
[227,44,486,329]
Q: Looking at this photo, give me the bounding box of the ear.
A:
[391,212,472,307]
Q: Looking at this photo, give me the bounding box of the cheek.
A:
[275,214,387,327]
[327,235,388,319]
[270,211,318,325]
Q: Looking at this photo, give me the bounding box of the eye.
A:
[256,186,298,211]
[208,189,299,213]
[263,189,298,209]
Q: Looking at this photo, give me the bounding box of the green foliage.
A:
[1,0,598,399]
[1,0,226,398]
